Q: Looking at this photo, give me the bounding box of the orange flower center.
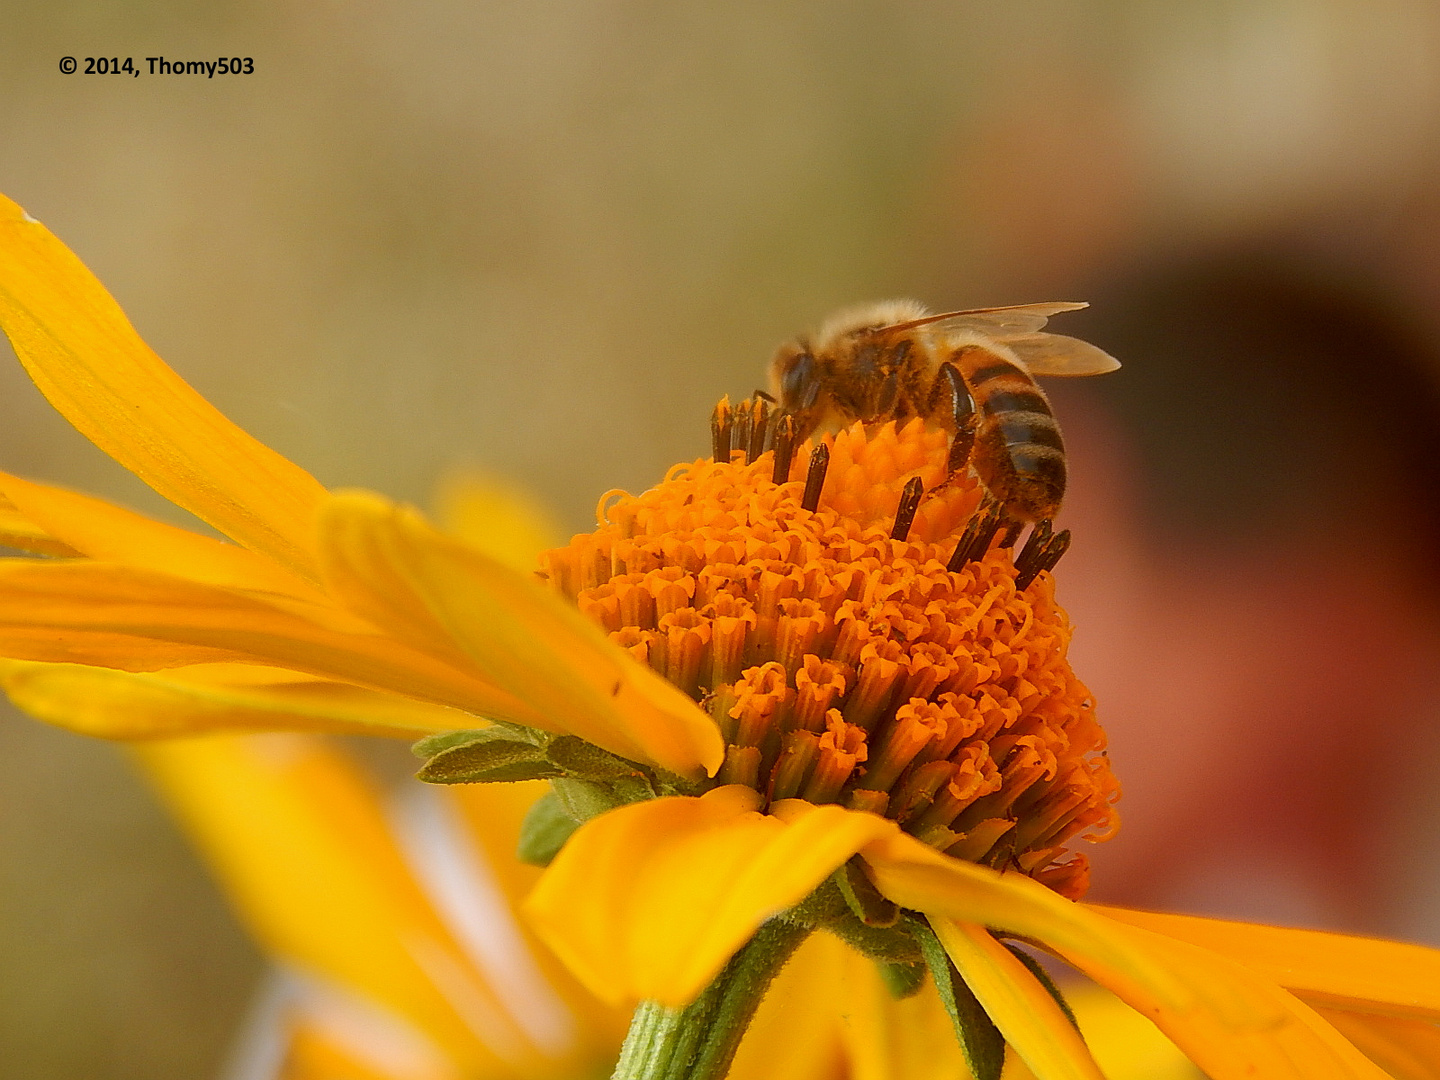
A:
[540,413,1118,899]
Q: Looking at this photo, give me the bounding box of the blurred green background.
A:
[4,2,1440,1075]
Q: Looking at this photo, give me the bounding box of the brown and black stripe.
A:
[951,344,1067,521]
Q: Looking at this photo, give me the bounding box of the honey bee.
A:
[768,299,1119,523]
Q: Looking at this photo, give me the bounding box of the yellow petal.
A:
[1090,904,1440,1021]
[523,788,895,1007]
[0,659,474,738]
[319,490,723,778]
[1054,916,1393,1080]
[0,491,82,556]
[851,820,1192,1017]
[0,558,546,725]
[1318,1007,1440,1080]
[826,934,985,1080]
[0,194,327,576]
[432,470,562,573]
[135,734,529,1074]
[930,919,1104,1080]
[728,932,848,1080]
[0,470,322,598]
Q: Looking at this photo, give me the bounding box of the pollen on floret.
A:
[540,418,1118,899]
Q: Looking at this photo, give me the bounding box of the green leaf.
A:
[1003,941,1079,1031]
[910,916,1005,1080]
[517,790,581,866]
[877,960,927,999]
[417,738,563,785]
[550,776,628,821]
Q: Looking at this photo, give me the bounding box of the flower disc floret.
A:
[540,420,1119,899]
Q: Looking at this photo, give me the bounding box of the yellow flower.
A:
[2,191,1439,1080]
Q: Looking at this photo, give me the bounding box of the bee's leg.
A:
[1014,520,1072,589]
[890,475,925,541]
[874,369,902,418]
[998,520,1025,549]
[929,362,976,472]
[946,494,1006,572]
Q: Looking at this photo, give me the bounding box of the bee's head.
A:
[769,339,819,414]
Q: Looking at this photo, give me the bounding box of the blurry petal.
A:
[319,491,723,778]
[523,788,894,1007]
[445,782,633,1059]
[432,470,561,573]
[1317,1007,1440,1080]
[728,933,848,1080]
[0,194,328,577]
[0,659,473,738]
[0,559,546,725]
[931,920,1103,1080]
[0,470,321,598]
[136,734,531,1074]
[1053,915,1392,1080]
[1091,904,1440,1021]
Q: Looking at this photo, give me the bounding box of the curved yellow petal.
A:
[0,558,547,725]
[135,734,528,1074]
[931,920,1104,1080]
[844,817,1192,1018]
[318,490,723,778]
[0,470,323,599]
[1318,1008,1440,1080]
[523,788,895,1007]
[0,659,473,738]
[1055,916,1393,1080]
[1090,904,1440,1022]
[0,194,327,576]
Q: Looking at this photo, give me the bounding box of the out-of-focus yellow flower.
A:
[2,192,1439,1079]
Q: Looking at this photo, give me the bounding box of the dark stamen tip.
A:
[890,476,924,542]
[801,443,830,512]
[746,395,772,465]
[771,414,798,485]
[710,397,734,463]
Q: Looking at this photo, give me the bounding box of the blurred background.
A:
[4,1,1440,1075]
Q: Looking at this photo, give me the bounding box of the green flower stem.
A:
[611,919,811,1080]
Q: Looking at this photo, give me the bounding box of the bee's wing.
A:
[927,301,1089,336]
[999,332,1121,376]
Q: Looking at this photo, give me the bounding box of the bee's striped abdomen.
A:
[954,347,1067,521]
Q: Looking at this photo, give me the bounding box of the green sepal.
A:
[545,735,643,778]
[909,915,1005,1080]
[1003,941,1079,1030]
[550,776,629,821]
[412,722,546,759]
[516,789,582,866]
[417,737,563,784]
[834,857,899,927]
[877,960,927,999]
